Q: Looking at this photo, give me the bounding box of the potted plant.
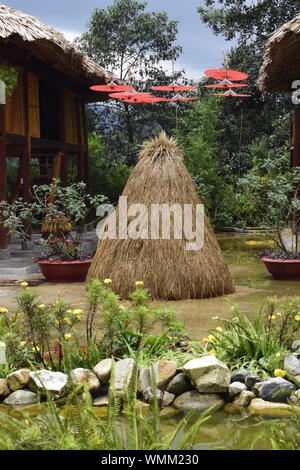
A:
[0,181,105,282]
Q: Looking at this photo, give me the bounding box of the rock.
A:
[29,370,68,397]
[249,398,300,417]
[291,340,300,352]
[290,390,300,406]
[93,395,109,407]
[166,373,191,396]
[113,358,136,398]
[245,374,262,390]
[151,360,177,388]
[228,381,247,398]
[160,407,180,419]
[4,390,38,406]
[0,378,10,398]
[253,381,264,397]
[259,377,296,403]
[0,341,6,365]
[138,367,151,394]
[173,390,224,413]
[230,369,250,384]
[93,359,112,384]
[284,354,300,376]
[143,387,175,407]
[7,369,31,391]
[183,356,230,393]
[72,368,101,394]
[224,403,249,415]
[233,390,255,406]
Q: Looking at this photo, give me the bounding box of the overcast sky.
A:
[3,0,234,79]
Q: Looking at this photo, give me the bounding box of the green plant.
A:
[205,297,300,376]
[0,64,18,97]
[271,410,300,450]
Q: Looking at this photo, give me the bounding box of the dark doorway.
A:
[39,80,60,140]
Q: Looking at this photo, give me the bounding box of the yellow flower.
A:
[55,320,60,326]
[216,327,223,333]
[209,349,216,355]
[64,333,72,341]
[268,315,276,322]
[21,282,28,288]
[104,279,112,285]
[208,334,217,343]
[32,346,40,353]
[38,304,45,310]
[20,341,27,348]
[0,308,8,314]
[72,309,83,316]
[66,310,72,314]
[119,305,127,311]
[64,317,72,326]
[76,315,81,321]
[202,337,209,344]
[277,312,282,317]
[274,369,286,378]
[279,423,287,429]
[276,352,281,358]
[135,281,144,287]
[295,314,300,322]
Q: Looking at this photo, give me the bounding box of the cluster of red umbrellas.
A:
[89,66,251,104]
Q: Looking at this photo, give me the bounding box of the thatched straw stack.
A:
[88,132,234,300]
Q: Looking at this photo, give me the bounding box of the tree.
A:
[76,0,183,165]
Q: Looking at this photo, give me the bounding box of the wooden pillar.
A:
[0,103,8,249]
[81,99,90,192]
[77,96,84,182]
[22,72,32,241]
[59,88,67,186]
[292,106,300,167]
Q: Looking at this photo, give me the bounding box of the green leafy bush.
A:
[0,64,18,97]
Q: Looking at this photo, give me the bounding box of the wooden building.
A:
[0,4,115,249]
[258,13,300,169]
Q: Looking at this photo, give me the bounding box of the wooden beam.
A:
[0,103,8,249]
[292,106,300,167]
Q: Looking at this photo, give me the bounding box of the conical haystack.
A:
[88,132,234,300]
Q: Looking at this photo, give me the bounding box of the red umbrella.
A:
[90,82,135,93]
[211,89,251,98]
[205,69,248,81]
[123,96,167,104]
[204,83,247,89]
[167,93,201,102]
[151,85,196,92]
[109,91,149,100]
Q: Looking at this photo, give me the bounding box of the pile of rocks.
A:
[1,353,300,417]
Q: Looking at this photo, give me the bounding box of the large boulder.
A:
[0,378,10,398]
[284,354,300,376]
[72,368,101,394]
[173,390,224,413]
[93,359,112,384]
[143,387,175,408]
[183,356,230,393]
[245,374,262,390]
[93,396,109,407]
[291,340,300,352]
[29,370,68,398]
[7,369,31,392]
[249,398,299,417]
[151,360,177,388]
[166,373,191,396]
[259,377,296,403]
[4,390,38,406]
[113,358,136,398]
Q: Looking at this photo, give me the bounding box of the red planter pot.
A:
[261,257,300,280]
[38,259,93,282]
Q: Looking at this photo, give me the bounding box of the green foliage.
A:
[206,297,300,376]
[0,64,18,97]
[88,132,132,203]
[271,411,300,450]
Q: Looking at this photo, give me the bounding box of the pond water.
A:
[0,232,298,450]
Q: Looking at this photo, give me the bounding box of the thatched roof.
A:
[258,13,300,92]
[0,4,116,90]
[88,132,234,300]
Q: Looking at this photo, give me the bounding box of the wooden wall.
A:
[27,72,40,138]
[5,67,25,135]
[64,89,84,145]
